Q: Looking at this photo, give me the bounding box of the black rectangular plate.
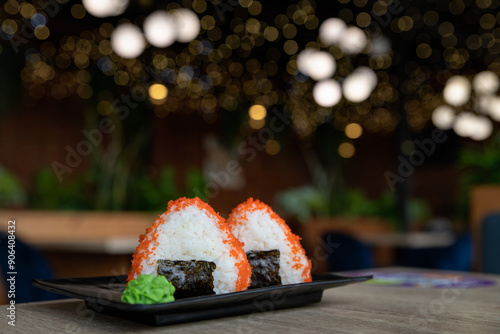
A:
[33,274,372,326]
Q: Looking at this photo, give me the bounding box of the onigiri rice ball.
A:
[127,197,252,294]
[227,198,312,284]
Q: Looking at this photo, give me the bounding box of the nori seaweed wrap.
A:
[246,249,282,288]
[157,259,216,298]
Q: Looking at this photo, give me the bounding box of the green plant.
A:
[127,167,178,211]
[0,166,27,208]
[29,168,91,210]
[185,168,207,201]
[277,138,432,229]
[30,164,206,212]
[456,132,500,223]
[276,186,329,222]
[458,133,500,186]
[277,185,431,229]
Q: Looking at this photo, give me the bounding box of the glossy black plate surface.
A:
[33,274,372,326]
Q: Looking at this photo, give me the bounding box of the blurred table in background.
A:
[357,231,455,248]
[301,218,457,273]
[0,210,155,271]
[0,210,155,303]
[301,217,394,272]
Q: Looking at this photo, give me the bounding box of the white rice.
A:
[131,205,246,294]
[229,209,311,284]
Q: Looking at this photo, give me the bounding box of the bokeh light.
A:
[453,112,474,137]
[338,26,367,54]
[432,105,455,130]
[297,49,336,81]
[473,71,499,95]
[82,0,129,18]
[249,104,267,120]
[144,11,176,48]
[470,116,493,141]
[338,142,355,158]
[345,123,363,139]
[313,80,342,107]
[149,83,168,104]
[110,23,145,59]
[265,140,280,155]
[443,76,471,106]
[342,67,377,103]
[173,9,200,43]
[319,18,346,45]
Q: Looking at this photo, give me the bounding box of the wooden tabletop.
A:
[0,210,155,254]
[2,268,499,333]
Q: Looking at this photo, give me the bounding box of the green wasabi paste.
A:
[121,274,175,304]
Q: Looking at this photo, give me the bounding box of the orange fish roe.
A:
[227,198,312,282]
[126,197,252,291]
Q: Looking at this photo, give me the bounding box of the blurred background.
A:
[1,0,500,302]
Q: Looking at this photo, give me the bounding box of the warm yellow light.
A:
[34,26,50,40]
[265,140,280,155]
[338,142,355,158]
[71,4,86,19]
[97,100,112,115]
[248,104,266,120]
[149,84,168,101]
[19,3,36,19]
[249,118,265,129]
[77,84,93,99]
[345,123,363,139]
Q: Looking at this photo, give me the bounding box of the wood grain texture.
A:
[2,268,499,334]
[0,210,155,305]
[0,210,155,242]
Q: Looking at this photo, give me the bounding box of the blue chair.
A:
[0,233,60,302]
[482,213,500,274]
[397,234,472,271]
[321,233,373,272]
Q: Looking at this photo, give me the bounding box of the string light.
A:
[143,11,176,48]
[110,23,145,59]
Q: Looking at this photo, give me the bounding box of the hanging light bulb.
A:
[473,71,499,95]
[443,76,471,106]
[432,105,456,130]
[319,18,346,45]
[172,8,200,43]
[313,80,342,107]
[297,49,336,81]
[338,26,367,54]
[111,23,145,59]
[342,67,377,103]
[144,11,176,48]
[82,0,129,18]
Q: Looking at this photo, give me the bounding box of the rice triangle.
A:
[227,198,312,285]
[127,197,252,295]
